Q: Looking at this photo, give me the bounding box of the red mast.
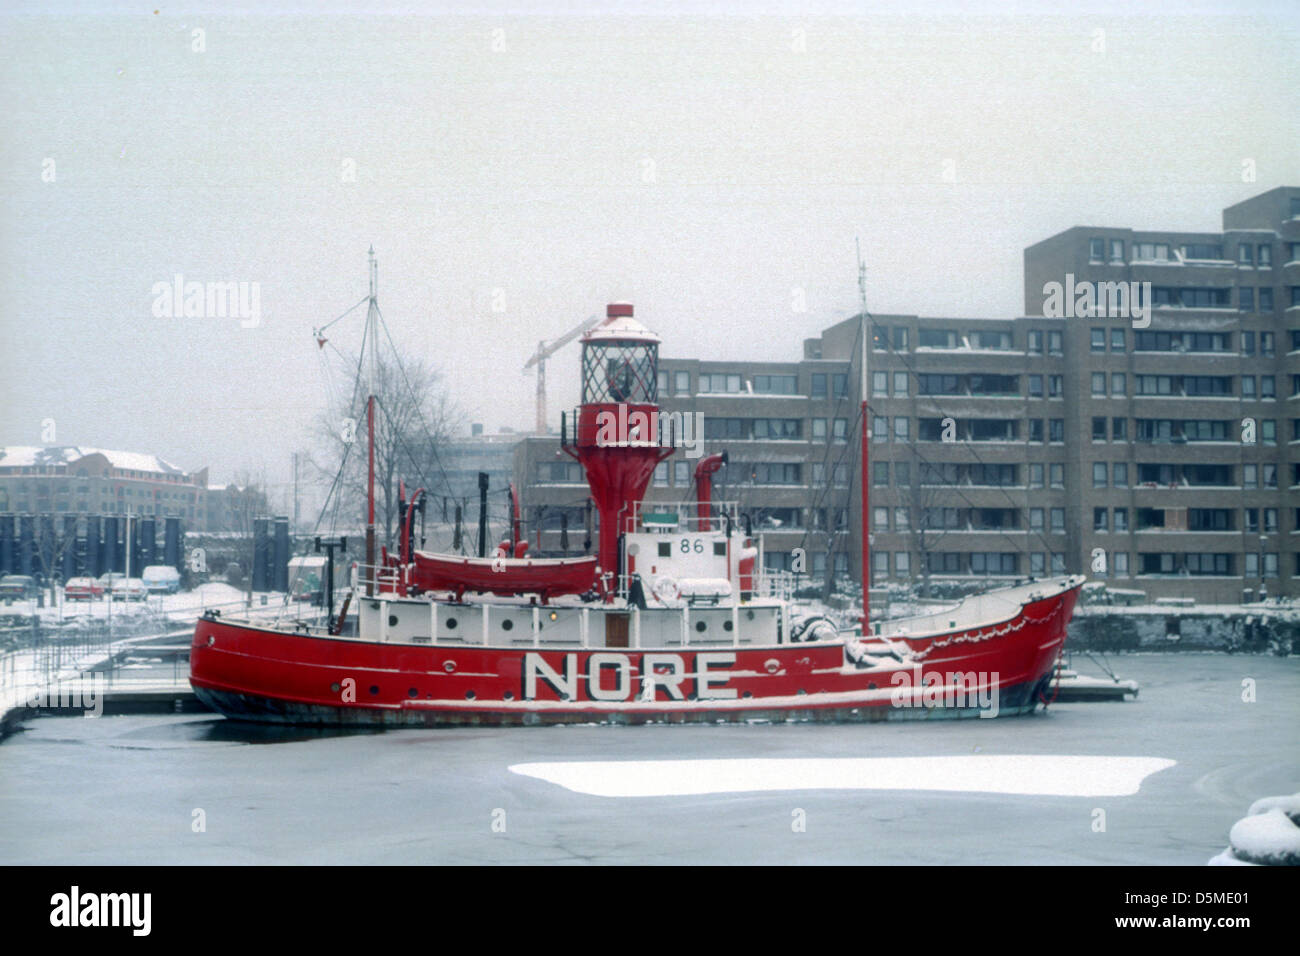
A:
[365,247,378,596]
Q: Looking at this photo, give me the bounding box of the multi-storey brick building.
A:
[516,186,1300,604]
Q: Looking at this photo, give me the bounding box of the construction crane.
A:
[522,313,602,434]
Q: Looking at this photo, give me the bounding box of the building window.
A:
[1030,552,1046,576]
[1093,463,1107,488]
[1094,508,1108,532]
[1238,244,1254,265]
[1089,238,1104,261]
[1049,419,1064,443]
[873,507,889,531]
[1092,417,1107,441]
[674,371,690,394]
[1110,328,1125,352]
[1051,508,1065,533]
[810,373,827,398]
[1260,290,1274,313]
[652,463,669,487]
[812,418,827,440]
[895,552,910,576]
[1049,375,1063,398]
[1109,239,1124,262]
[1029,463,1044,488]
[873,462,889,487]
[1262,419,1276,444]
[1112,373,1126,397]
[1113,552,1129,576]
[893,417,909,441]
[1262,376,1276,399]
[1112,417,1127,441]
[1258,244,1272,266]
[1091,328,1105,352]
[1113,462,1128,487]
[1050,463,1064,488]
[1030,508,1044,532]
[893,327,909,351]
[1240,287,1255,312]
[1114,508,1128,532]
[866,417,880,443]
[1028,330,1043,354]
[893,371,908,397]
[872,371,888,397]
[832,374,848,398]
[1028,374,1043,398]
[1091,372,1106,396]
[1242,376,1256,398]
[1048,331,1063,355]
[895,461,909,486]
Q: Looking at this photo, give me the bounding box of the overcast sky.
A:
[1,0,1296,509]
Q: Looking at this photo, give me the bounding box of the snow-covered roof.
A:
[0,446,190,477]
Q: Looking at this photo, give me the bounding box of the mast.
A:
[857,238,871,632]
[365,246,378,596]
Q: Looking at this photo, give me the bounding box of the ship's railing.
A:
[753,570,798,602]
[623,499,742,535]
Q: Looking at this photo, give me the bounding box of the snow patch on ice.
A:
[509,755,1176,798]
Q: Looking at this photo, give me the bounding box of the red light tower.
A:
[566,303,674,598]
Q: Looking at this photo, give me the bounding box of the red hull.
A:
[189,582,1081,725]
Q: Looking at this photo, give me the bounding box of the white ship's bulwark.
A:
[190,296,1086,725]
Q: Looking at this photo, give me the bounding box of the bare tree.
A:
[908,455,955,600]
[315,352,462,549]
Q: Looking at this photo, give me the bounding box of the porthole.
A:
[504,691,515,701]
[742,691,753,699]
[723,620,733,631]
[445,617,457,629]
[389,614,399,627]
[465,690,476,700]
[502,619,514,631]
[369,685,379,696]
[408,687,418,698]
[695,620,707,632]
[443,660,456,673]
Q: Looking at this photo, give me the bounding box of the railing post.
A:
[482,603,490,645]
[430,598,438,645]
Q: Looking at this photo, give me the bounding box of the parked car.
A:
[0,574,39,602]
[97,572,126,592]
[64,576,105,601]
[142,565,181,595]
[110,578,148,602]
